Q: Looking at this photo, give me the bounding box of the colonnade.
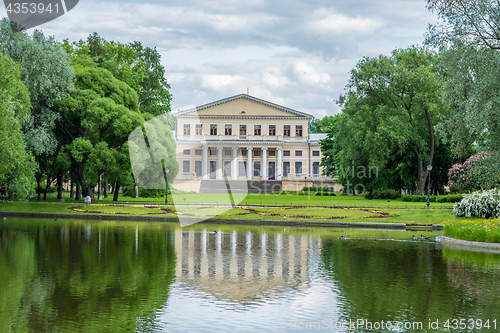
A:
[201,146,283,180]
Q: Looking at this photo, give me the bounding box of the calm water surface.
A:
[1,218,500,332]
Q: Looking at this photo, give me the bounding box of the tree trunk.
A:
[57,171,63,199]
[70,175,74,198]
[415,153,426,195]
[104,175,109,198]
[414,106,435,195]
[98,174,102,200]
[43,174,51,200]
[76,180,81,200]
[36,176,42,201]
[113,181,120,201]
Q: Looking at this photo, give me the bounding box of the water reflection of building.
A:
[174,229,320,303]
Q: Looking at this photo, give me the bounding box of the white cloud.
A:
[201,74,244,92]
[293,61,331,86]
[308,9,384,38]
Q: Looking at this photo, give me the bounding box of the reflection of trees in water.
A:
[443,248,500,319]
[174,229,319,307]
[318,238,496,327]
[0,229,36,332]
[0,220,176,332]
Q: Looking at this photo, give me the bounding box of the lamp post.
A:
[426,164,432,208]
[165,167,169,204]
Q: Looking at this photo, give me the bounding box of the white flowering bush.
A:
[495,203,500,219]
[453,188,500,218]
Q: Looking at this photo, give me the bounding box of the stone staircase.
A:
[199,180,282,194]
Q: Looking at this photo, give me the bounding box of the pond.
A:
[1,218,499,332]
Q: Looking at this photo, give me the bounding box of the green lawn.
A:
[21,191,455,208]
[0,191,458,225]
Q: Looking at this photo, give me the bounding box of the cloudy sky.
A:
[1,0,439,118]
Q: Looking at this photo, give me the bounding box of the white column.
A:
[247,147,253,180]
[277,147,282,180]
[232,147,238,180]
[202,147,208,180]
[217,147,223,180]
[262,147,268,180]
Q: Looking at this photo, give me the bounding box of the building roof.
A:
[173,94,313,119]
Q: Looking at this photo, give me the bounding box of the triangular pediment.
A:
[174,94,312,118]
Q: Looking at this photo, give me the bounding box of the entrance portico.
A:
[197,144,285,181]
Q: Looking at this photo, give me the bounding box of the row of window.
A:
[182,160,321,177]
[182,148,321,157]
[182,124,303,137]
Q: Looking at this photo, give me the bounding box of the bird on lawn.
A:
[339,235,345,240]
[412,235,418,241]
[421,235,428,241]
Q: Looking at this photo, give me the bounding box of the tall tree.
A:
[0,18,74,156]
[1,19,74,199]
[426,0,500,49]
[426,1,500,179]
[0,52,37,199]
[56,64,144,200]
[335,47,445,194]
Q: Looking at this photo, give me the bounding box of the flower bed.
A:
[68,204,395,221]
[70,204,176,215]
[243,206,394,220]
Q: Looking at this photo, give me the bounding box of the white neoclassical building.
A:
[171,94,333,192]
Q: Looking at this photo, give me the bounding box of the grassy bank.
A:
[21,191,456,208]
[444,219,500,243]
[0,192,458,225]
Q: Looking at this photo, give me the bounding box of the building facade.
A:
[172,94,333,192]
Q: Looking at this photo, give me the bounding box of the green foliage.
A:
[301,186,334,192]
[67,33,172,118]
[310,115,339,133]
[435,45,500,159]
[427,2,500,179]
[426,0,500,50]
[333,47,448,194]
[436,194,464,203]
[0,52,36,199]
[319,114,343,178]
[56,63,146,198]
[0,18,74,156]
[57,35,176,200]
[138,188,167,198]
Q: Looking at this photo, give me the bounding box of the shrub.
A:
[315,192,336,196]
[453,189,500,218]
[436,194,463,203]
[364,189,400,200]
[402,194,459,203]
[301,186,334,193]
[139,188,167,198]
[447,152,499,193]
